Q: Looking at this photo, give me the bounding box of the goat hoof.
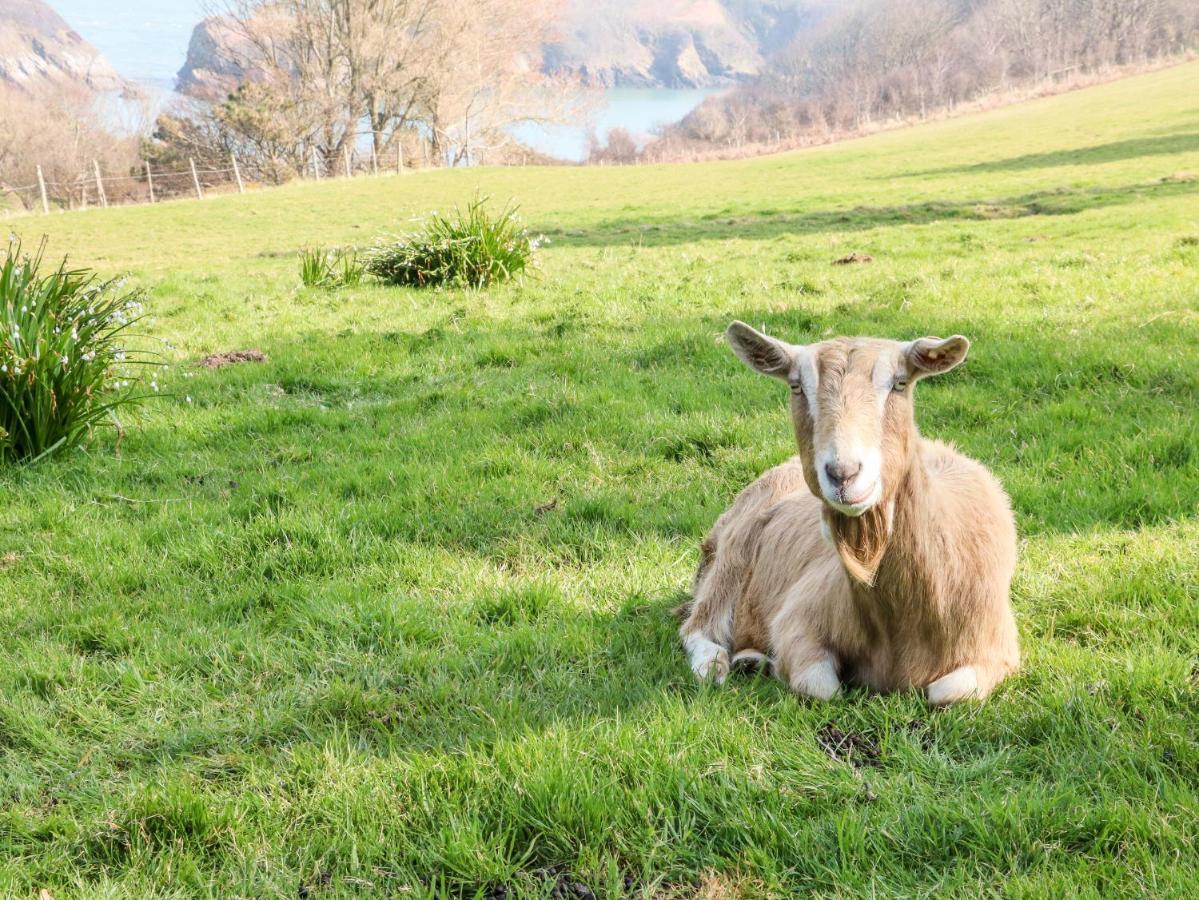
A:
[731,649,771,676]
[685,635,730,684]
[695,648,730,683]
[790,660,841,701]
[927,666,979,706]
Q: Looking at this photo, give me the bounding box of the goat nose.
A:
[824,460,862,488]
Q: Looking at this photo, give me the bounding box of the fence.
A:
[0,142,440,217]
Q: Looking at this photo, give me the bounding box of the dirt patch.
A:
[833,252,874,265]
[485,868,608,900]
[198,349,267,369]
[817,724,881,768]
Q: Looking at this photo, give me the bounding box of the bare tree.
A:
[414,0,574,166]
[0,85,141,209]
[204,0,583,170]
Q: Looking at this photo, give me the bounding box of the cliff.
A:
[177,1,821,96]
[544,0,816,88]
[0,0,122,93]
[175,16,251,102]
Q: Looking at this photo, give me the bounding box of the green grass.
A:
[2,62,1197,897]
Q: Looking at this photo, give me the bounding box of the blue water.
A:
[516,88,722,161]
[55,0,205,89]
[54,1,718,162]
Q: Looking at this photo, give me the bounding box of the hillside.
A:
[4,63,1199,896]
[0,0,121,92]
[543,0,827,87]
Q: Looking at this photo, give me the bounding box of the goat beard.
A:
[825,504,892,588]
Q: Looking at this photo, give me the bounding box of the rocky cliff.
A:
[176,1,820,96]
[544,0,815,88]
[0,0,122,93]
[175,16,252,102]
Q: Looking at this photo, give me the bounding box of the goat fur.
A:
[680,325,1020,704]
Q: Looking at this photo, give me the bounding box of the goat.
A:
[680,322,1019,705]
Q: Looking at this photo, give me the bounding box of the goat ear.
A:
[905,335,970,378]
[726,321,796,380]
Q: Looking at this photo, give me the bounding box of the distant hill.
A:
[0,0,122,93]
[176,1,833,97]
[543,0,829,88]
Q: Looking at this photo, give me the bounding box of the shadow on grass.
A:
[895,131,1199,178]
[539,178,1198,249]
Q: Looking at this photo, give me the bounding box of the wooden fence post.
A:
[343,145,352,178]
[397,143,404,174]
[231,153,245,193]
[36,165,49,214]
[145,161,155,203]
[312,148,322,180]
[189,158,204,199]
[93,160,108,207]
[371,145,379,176]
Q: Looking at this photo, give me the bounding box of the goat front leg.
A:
[770,565,848,702]
[775,638,841,701]
[680,551,740,684]
[682,631,731,683]
[926,658,1012,706]
[926,666,977,705]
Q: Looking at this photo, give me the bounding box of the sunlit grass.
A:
[0,62,1197,897]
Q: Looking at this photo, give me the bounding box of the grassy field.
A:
[2,61,1198,897]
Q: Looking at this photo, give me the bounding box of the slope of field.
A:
[2,62,1198,896]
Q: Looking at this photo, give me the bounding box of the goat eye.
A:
[892,378,908,393]
[788,380,802,393]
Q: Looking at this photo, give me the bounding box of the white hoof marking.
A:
[684,634,730,684]
[927,666,978,706]
[790,659,840,701]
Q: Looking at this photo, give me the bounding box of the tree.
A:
[0,85,141,209]
[203,0,583,170]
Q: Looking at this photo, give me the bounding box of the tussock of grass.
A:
[299,246,364,289]
[364,196,541,288]
[1,62,1197,897]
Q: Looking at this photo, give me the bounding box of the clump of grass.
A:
[364,196,542,289]
[0,238,154,463]
[299,247,364,288]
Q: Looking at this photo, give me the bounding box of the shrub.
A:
[364,196,542,289]
[0,239,153,463]
[299,247,363,289]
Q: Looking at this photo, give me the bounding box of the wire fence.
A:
[0,143,451,218]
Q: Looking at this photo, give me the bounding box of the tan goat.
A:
[680,322,1019,705]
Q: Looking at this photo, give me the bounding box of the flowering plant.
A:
[0,238,156,463]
